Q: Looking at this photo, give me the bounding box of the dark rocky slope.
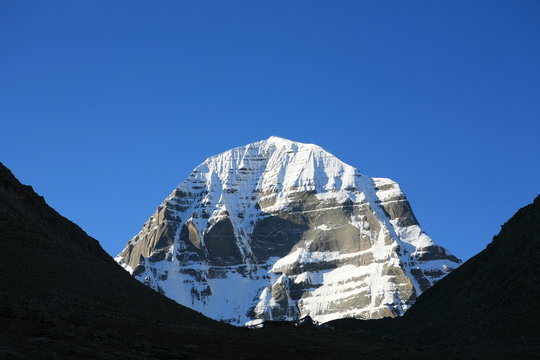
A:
[0,163,450,360]
[329,195,540,359]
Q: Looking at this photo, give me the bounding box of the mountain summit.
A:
[116,137,461,325]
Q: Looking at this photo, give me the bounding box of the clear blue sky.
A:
[1,1,539,261]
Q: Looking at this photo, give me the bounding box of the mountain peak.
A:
[116,139,461,325]
[262,136,319,150]
[266,135,294,143]
[192,137,351,196]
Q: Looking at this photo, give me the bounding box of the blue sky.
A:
[1,1,539,261]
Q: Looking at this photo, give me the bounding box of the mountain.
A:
[116,136,461,325]
[328,195,540,359]
[0,162,452,360]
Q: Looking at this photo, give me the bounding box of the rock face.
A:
[116,136,461,325]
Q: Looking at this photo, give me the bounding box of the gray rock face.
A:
[115,136,461,325]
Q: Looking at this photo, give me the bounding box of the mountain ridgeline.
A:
[116,137,461,325]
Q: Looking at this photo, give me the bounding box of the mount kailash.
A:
[115,136,461,325]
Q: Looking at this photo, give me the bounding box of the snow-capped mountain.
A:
[115,136,461,325]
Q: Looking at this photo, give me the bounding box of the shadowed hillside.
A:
[329,195,540,359]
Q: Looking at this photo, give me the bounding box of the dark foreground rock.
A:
[0,162,452,359]
[328,195,540,359]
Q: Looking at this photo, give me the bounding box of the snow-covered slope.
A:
[115,136,461,325]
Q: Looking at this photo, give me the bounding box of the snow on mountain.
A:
[115,136,461,325]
